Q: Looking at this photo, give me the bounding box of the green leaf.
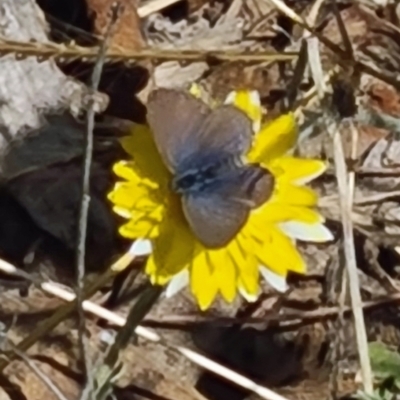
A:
[369,341,400,386]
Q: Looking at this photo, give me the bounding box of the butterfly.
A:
[146,88,275,249]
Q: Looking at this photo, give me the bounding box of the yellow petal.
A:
[119,209,161,239]
[228,236,259,297]
[225,90,262,132]
[120,124,170,186]
[249,113,298,163]
[108,181,159,211]
[190,248,219,310]
[273,184,319,207]
[113,161,141,182]
[209,248,237,303]
[256,226,306,275]
[109,176,164,240]
[254,204,323,224]
[270,157,327,184]
[145,254,158,282]
[147,200,196,285]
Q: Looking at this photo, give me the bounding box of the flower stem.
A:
[103,283,163,367]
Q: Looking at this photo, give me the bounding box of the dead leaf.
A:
[0,0,107,150]
[87,0,145,51]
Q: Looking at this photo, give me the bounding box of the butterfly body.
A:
[171,154,243,194]
[146,88,275,248]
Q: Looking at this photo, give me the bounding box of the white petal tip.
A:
[294,166,327,185]
[165,269,189,298]
[224,91,236,105]
[111,240,152,272]
[317,225,334,241]
[224,90,261,133]
[260,267,288,293]
[113,207,132,219]
[249,90,261,106]
[239,287,260,302]
[129,239,152,256]
[224,90,261,107]
[279,221,334,242]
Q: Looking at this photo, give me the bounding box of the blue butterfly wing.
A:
[146,89,253,173]
[146,89,210,172]
[182,165,274,248]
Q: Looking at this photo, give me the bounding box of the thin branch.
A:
[0,39,298,64]
[76,4,121,397]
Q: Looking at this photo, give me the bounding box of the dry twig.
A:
[76,4,121,398]
[0,40,298,64]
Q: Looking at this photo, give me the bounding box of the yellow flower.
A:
[108,88,332,310]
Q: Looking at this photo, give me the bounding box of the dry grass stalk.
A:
[0,39,298,63]
[306,35,373,394]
